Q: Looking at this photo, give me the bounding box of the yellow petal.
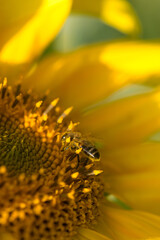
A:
[23,41,160,109]
[0,62,31,85]
[0,0,72,64]
[99,41,160,78]
[74,228,111,240]
[80,90,160,149]
[97,206,160,240]
[103,143,160,214]
[0,0,41,48]
[72,0,140,35]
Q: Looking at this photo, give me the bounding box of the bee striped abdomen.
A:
[81,141,100,161]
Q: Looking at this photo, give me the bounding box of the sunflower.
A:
[1,0,160,240]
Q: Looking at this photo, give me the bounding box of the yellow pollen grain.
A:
[57,116,63,124]
[47,130,54,138]
[85,164,93,170]
[93,158,100,162]
[3,77,7,87]
[76,148,82,154]
[56,134,61,142]
[42,195,51,202]
[67,121,74,131]
[36,100,43,108]
[30,119,36,128]
[67,121,80,131]
[51,98,59,107]
[93,170,103,176]
[64,106,73,116]
[48,195,53,201]
[71,172,79,179]
[66,137,71,143]
[68,190,75,200]
[59,181,66,187]
[37,126,43,133]
[82,188,91,193]
[33,198,40,205]
[19,203,26,209]
[42,114,48,121]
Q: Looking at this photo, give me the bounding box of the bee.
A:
[61,131,100,162]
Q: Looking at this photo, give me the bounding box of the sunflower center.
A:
[0,114,52,176]
[0,80,104,240]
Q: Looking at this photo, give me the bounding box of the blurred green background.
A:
[44,0,160,54]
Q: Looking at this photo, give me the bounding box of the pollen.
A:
[0,80,104,240]
[71,172,79,179]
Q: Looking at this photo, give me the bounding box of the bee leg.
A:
[76,154,80,169]
[61,145,69,152]
[68,153,80,169]
[68,153,77,161]
[61,146,64,152]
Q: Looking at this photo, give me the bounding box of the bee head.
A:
[61,132,73,145]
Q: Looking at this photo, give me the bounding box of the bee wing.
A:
[80,133,103,149]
